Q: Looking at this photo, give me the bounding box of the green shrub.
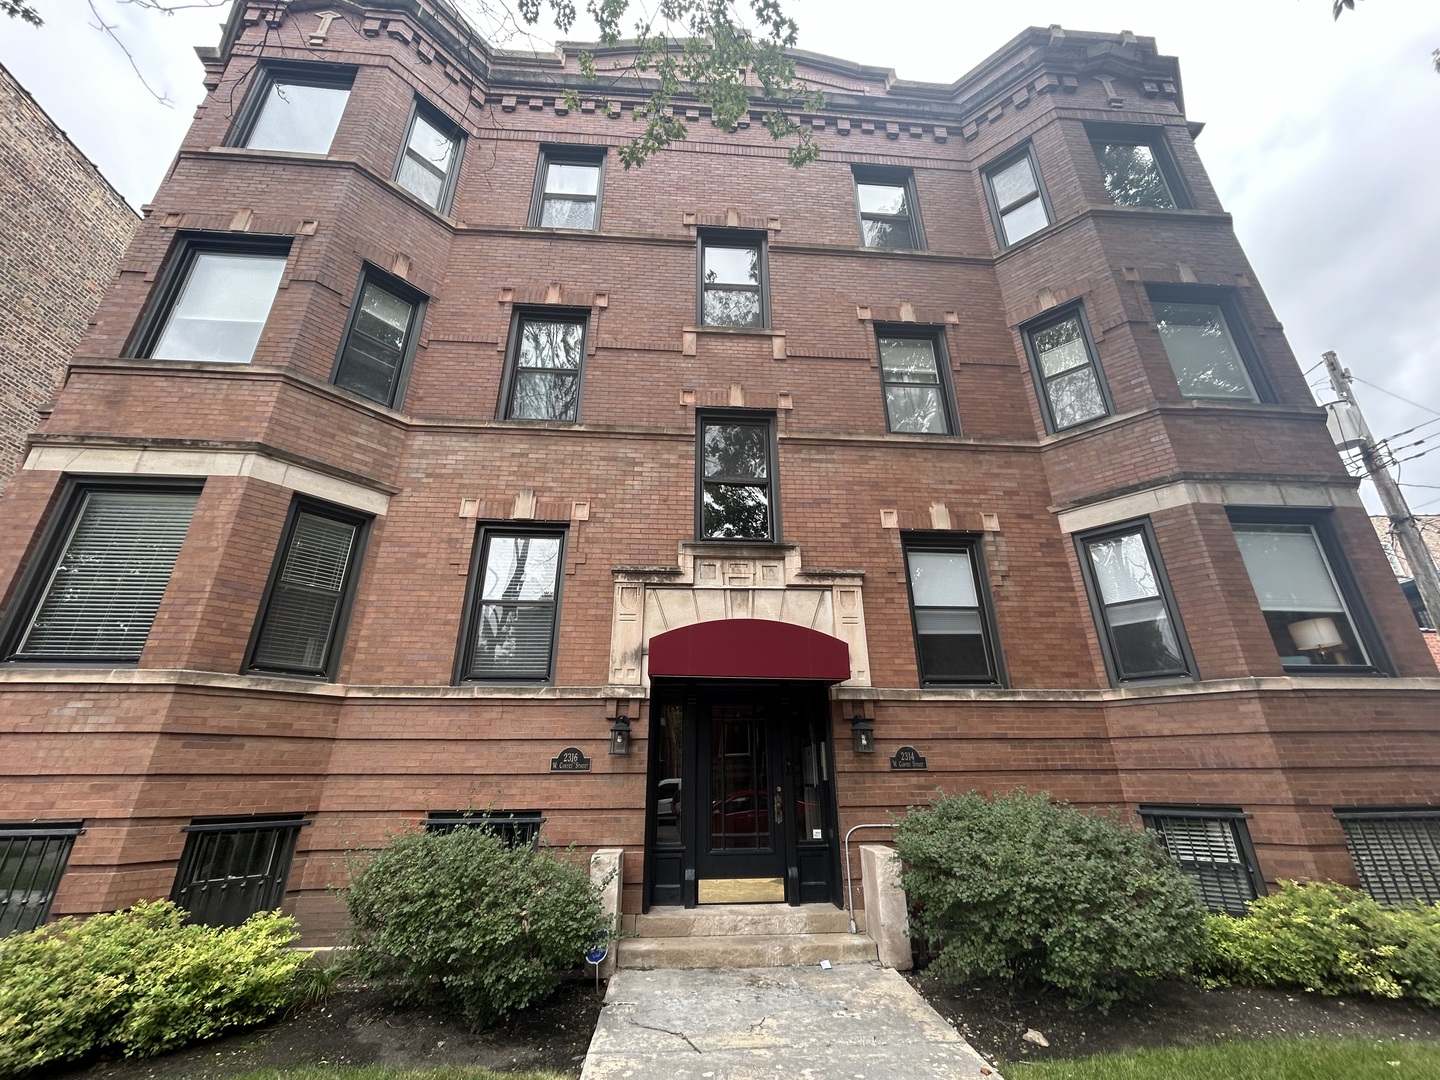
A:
[0,899,306,1075]
[894,789,1207,1010]
[1196,880,1440,1003]
[343,827,606,1028]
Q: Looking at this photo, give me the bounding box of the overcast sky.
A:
[3,0,1438,516]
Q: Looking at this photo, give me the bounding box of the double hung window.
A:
[1023,307,1110,432]
[247,500,367,679]
[1336,809,1440,905]
[332,269,424,407]
[983,144,1051,246]
[903,539,1001,684]
[1140,807,1265,915]
[1231,518,1373,671]
[1149,287,1265,402]
[461,529,565,682]
[170,815,308,927]
[0,821,82,937]
[502,311,587,422]
[1078,521,1192,683]
[531,148,604,229]
[3,485,200,664]
[697,413,777,541]
[877,332,954,435]
[140,239,289,364]
[1088,124,1187,209]
[699,233,767,328]
[853,167,922,249]
[395,101,462,211]
[233,64,353,154]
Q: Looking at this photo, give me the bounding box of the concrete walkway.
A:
[580,964,1000,1080]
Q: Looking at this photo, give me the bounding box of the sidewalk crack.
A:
[627,1019,702,1053]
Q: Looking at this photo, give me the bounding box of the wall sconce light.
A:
[851,715,875,754]
[609,714,631,756]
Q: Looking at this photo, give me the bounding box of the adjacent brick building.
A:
[0,63,137,493]
[3,1,1438,942]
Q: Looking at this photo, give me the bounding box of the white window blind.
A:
[17,491,199,660]
[1234,525,1345,612]
[468,535,561,679]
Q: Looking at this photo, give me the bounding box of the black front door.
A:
[695,700,787,898]
[644,681,840,909]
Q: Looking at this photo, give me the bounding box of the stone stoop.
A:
[616,903,879,970]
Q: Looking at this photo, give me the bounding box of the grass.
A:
[228,1070,570,1080]
[1006,1037,1440,1078]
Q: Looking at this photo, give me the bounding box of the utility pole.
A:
[1323,350,1440,629]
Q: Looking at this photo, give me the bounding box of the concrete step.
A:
[617,931,879,970]
[630,902,862,938]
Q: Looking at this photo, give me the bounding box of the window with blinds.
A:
[1140,807,1264,915]
[249,503,365,678]
[1337,810,1440,905]
[1232,522,1370,669]
[463,530,564,681]
[10,489,199,663]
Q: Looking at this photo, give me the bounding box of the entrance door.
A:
[695,700,786,902]
[644,681,841,909]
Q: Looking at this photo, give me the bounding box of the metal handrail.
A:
[843,822,895,934]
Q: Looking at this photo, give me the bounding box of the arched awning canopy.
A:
[648,619,850,683]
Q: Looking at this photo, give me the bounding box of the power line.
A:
[1350,375,1440,418]
[1379,414,1440,445]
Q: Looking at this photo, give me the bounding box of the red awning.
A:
[648,619,850,683]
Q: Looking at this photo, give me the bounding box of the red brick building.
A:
[3,0,1438,940]
[0,62,137,494]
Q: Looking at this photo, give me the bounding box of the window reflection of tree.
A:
[475,537,558,675]
[701,423,770,539]
[510,320,582,420]
[1099,143,1172,208]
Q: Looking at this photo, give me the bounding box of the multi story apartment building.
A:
[3,0,1438,941]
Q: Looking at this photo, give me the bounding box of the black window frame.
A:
[696,229,770,330]
[901,533,1006,687]
[1335,807,1440,905]
[425,809,547,849]
[1075,518,1196,686]
[330,264,427,409]
[392,97,464,214]
[227,60,356,155]
[873,325,958,436]
[169,814,309,927]
[1086,122,1190,210]
[528,145,606,231]
[694,410,781,543]
[1140,805,1265,915]
[1227,506,1388,676]
[456,525,568,685]
[0,478,203,667]
[127,232,292,364]
[498,306,591,423]
[0,820,83,938]
[981,142,1054,248]
[243,497,370,681]
[1145,283,1273,404]
[852,165,925,251]
[1021,302,1114,434]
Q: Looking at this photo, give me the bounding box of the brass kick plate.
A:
[698,877,785,904]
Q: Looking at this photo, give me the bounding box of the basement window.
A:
[0,821,82,938]
[170,815,309,927]
[424,810,546,849]
[1140,806,1265,915]
[1336,809,1440,905]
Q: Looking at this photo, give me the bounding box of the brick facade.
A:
[1,2,1437,939]
[0,64,137,492]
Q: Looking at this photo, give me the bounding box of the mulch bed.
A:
[909,972,1440,1068]
[55,979,607,1080]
